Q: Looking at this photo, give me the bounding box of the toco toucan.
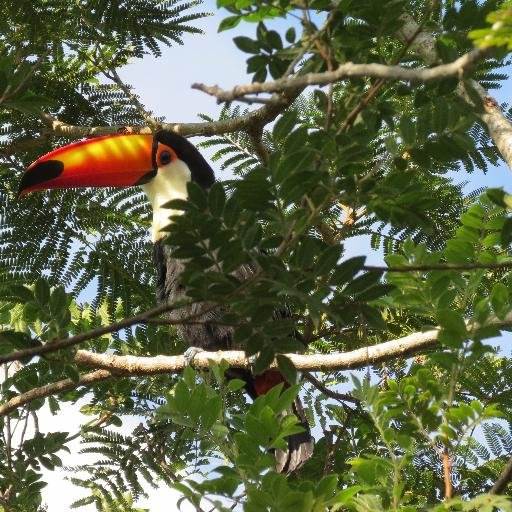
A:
[19,130,314,472]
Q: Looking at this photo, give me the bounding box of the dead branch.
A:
[192,48,486,103]
[397,13,512,170]
[37,85,302,139]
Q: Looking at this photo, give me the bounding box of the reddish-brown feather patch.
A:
[253,370,286,396]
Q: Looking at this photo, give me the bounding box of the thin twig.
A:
[0,302,176,364]
[364,261,512,273]
[65,412,113,443]
[490,454,512,494]
[106,67,159,127]
[302,372,360,404]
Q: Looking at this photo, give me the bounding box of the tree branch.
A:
[191,48,486,103]
[38,85,303,139]
[0,302,176,365]
[302,372,360,404]
[396,13,512,170]
[0,369,115,416]
[105,67,159,127]
[3,311,512,416]
[364,261,512,273]
[490,454,512,494]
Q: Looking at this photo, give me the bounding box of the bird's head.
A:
[18,130,215,241]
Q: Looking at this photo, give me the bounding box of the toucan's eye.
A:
[159,151,172,166]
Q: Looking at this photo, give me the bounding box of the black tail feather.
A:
[275,397,314,473]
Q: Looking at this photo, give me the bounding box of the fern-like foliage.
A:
[67,414,206,509]
[0,0,210,318]
[0,185,155,317]
[197,106,260,175]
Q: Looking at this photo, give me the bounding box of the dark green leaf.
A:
[208,182,226,217]
[501,217,512,246]
[218,15,242,32]
[285,27,296,43]
[276,354,297,385]
[233,36,260,54]
[34,278,50,306]
[332,256,366,285]
[273,110,298,142]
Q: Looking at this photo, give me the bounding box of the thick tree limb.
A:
[38,86,302,139]
[397,13,512,170]
[71,326,440,374]
[0,327,440,416]
[191,48,486,103]
[3,311,512,417]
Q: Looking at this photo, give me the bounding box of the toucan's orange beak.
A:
[19,134,156,196]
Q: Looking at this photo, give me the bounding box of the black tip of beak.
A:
[18,160,64,197]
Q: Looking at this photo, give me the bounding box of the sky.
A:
[36,2,512,511]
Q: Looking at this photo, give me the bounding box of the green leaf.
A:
[276,354,297,385]
[487,188,507,207]
[34,278,51,306]
[501,217,512,246]
[332,256,366,285]
[162,198,195,211]
[227,378,246,392]
[0,284,34,303]
[399,116,416,146]
[4,93,54,115]
[233,36,260,54]
[285,27,296,43]
[49,287,69,316]
[208,182,226,217]
[343,271,382,296]
[437,309,467,344]
[242,223,262,249]
[187,182,207,210]
[64,365,80,383]
[316,474,338,497]
[253,348,275,374]
[266,30,282,50]
[273,110,298,142]
[491,282,509,318]
[218,15,242,32]
[0,330,40,353]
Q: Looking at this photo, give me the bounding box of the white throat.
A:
[141,160,191,242]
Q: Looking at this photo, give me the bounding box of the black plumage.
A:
[152,131,314,472]
[153,238,313,472]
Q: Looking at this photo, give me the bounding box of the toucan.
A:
[19,130,314,473]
